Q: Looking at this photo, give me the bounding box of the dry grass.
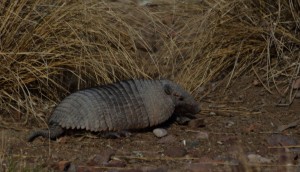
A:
[159,0,300,97]
[0,0,168,126]
[0,0,299,128]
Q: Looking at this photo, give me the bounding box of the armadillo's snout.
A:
[193,103,201,114]
[174,102,200,115]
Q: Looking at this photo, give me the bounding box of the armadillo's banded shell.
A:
[49,79,175,132]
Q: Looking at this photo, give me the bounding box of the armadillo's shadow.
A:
[62,113,191,140]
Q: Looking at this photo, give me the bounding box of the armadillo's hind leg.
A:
[27,124,64,142]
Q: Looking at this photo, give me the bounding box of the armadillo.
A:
[27,79,200,142]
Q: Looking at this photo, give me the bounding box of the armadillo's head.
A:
[162,80,200,115]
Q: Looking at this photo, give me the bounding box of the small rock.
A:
[153,128,168,138]
[182,139,186,146]
[217,141,223,145]
[209,112,216,116]
[157,135,177,144]
[164,146,187,157]
[292,78,300,89]
[225,121,234,128]
[196,131,209,140]
[188,118,205,128]
[131,151,144,159]
[247,154,272,163]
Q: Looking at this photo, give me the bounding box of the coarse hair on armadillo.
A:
[27,79,200,142]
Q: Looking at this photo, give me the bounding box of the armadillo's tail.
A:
[27,124,64,142]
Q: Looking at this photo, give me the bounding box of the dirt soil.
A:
[1,75,300,172]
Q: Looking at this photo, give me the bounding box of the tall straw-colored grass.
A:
[159,0,300,97]
[0,0,299,126]
[0,0,168,125]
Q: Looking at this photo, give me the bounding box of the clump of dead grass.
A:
[0,0,168,125]
[162,0,300,99]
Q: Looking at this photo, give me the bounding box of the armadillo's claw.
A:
[101,130,132,139]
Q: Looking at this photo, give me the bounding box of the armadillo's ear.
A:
[164,84,172,95]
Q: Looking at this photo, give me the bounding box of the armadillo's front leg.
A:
[176,113,196,125]
[27,124,64,142]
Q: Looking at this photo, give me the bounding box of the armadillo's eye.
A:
[179,96,184,101]
[173,93,180,97]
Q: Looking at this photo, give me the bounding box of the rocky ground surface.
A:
[1,75,300,172]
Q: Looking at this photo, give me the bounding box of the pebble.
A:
[153,128,168,138]
[225,121,235,128]
[217,141,223,145]
[209,112,216,116]
[247,154,272,163]
[196,131,209,140]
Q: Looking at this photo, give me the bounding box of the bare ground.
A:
[1,75,300,172]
